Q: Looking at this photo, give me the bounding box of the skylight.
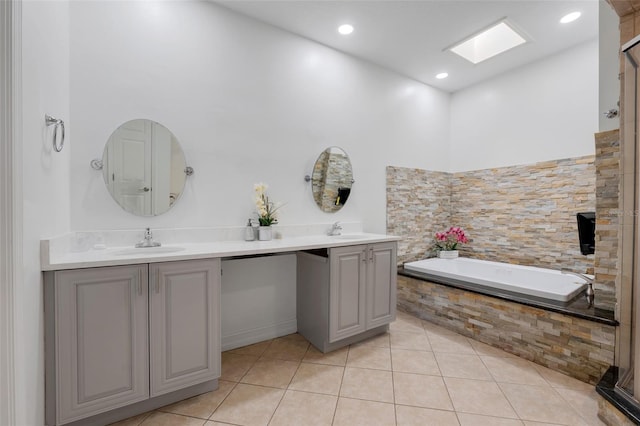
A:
[449,20,527,65]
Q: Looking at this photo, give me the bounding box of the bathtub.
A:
[403,257,588,303]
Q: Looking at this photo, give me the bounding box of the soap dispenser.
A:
[244,219,255,241]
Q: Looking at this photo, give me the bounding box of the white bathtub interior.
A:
[404,257,588,302]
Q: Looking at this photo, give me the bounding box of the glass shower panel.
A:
[617,35,640,405]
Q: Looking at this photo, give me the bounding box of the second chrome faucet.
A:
[136,227,161,248]
[328,222,342,236]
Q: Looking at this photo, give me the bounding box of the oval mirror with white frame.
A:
[102,119,187,216]
[311,146,354,213]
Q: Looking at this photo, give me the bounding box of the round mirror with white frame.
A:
[311,146,354,213]
[101,119,187,216]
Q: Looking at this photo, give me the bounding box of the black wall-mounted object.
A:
[576,212,595,255]
[336,187,351,206]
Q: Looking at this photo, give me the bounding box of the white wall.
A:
[599,0,620,132]
[449,39,599,172]
[69,1,450,234]
[18,1,71,425]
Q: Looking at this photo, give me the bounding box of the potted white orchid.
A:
[254,183,282,240]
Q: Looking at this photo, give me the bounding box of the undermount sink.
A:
[113,246,186,256]
[333,234,369,240]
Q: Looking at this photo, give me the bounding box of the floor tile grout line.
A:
[335,394,397,405]
[344,365,393,373]
[300,358,347,367]
[134,410,152,425]
[331,344,351,425]
[206,380,239,422]
[477,354,551,387]
[388,344,405,426]
[240,359,303,390]
[437,359,459,422]
[394,402,458,412]
[494,380,528,422]
[265,370,295,426]
[281,386,342,397]
[221,351,261,384]
[144,409,220,424]
[477,352,503,385]
[206,416,243,426]
[531,362,594,392]
[452,410,462,426]
[431,350,445,379]
[455,410,530,423]
[235,355,260,384]
[546,384,596,425]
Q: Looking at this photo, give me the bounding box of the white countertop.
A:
[41,232,400,271]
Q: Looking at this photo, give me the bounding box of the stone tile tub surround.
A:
[397,274,616,385]
[387,156,596,273]
[450,156,596,274]
[594,130,620,318]
[386,166,451,265]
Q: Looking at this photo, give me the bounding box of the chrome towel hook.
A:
[45,114,65,152]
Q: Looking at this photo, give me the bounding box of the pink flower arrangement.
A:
[432,227,468,252]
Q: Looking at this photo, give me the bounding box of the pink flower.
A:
[432,226,469,253]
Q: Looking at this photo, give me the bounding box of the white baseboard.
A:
[221,319,297,351]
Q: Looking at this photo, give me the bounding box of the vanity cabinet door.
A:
[149,259,221,397]
[366,242,397,329]
[54,265,149,425]
[329,245,367,342]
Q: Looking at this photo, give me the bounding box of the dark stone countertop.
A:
[398,267,617,326]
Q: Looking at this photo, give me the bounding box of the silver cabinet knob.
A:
[141,187,150,192]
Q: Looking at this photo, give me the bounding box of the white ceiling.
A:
[217,0,600,93]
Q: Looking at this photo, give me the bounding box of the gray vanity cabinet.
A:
[365,242,397,329]
[46,259,221,426]
[49,265,150,425]
[149,260,221,396]
[329,245,368,341]
[297,241,397,352]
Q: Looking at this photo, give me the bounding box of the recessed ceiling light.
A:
[560,12,581,24]
[436,72,449,79]
[338,24,354,35]
[448,20,527,65]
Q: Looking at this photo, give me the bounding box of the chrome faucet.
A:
[561,269,595,305]
[136,227,161,248]
[328,221,343,236]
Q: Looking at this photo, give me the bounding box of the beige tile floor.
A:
[111,311,605,426]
